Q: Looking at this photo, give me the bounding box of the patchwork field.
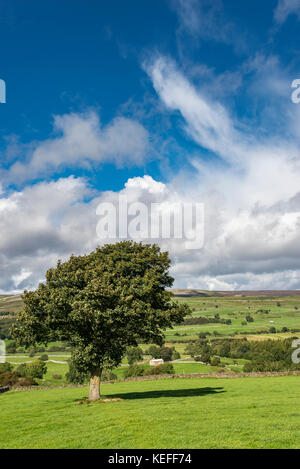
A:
[1,375,300,449]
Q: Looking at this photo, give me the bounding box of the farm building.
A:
[149,358,164,367]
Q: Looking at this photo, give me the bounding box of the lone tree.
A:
[11,241,189,400]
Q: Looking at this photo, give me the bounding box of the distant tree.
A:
[246,315,254,323]
[159,346,173,362]
[11,241,189,400]
[146,345,161,358]
[126,346,143,365]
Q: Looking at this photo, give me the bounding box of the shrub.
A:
[102,371,117,381]
[15,363,27,377]
[26,360,47,379]
[210,357,221,367]
[52,374,62,380]
[171,350,180,360]
[194,356,202,361]
[0,362,12,373]
[0,371,19,387]
[39,354,49,361]
[124,364,146,378]
[17,376,37,386]
[144,363,175,375]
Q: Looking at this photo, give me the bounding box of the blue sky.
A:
[1,0,300,292]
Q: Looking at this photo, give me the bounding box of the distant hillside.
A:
[171,289,300,298]
[0,294,23,314]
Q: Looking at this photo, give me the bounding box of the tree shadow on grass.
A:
[104,387,225,400]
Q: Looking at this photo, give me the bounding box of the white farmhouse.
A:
[149,358,164,367]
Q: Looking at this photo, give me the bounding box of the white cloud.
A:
[4,111,149,184]
[274,0,300,23]
[2,56,300,292]
[171,0,247,52]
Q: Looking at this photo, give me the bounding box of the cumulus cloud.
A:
[139,56,300,289]
[2,56,300,292]
[4,111,149,184]
[274,0,300,23]
[0,176,102,293]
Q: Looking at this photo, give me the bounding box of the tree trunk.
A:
[89,368,102,401]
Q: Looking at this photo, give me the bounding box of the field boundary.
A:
[7,369,300,392]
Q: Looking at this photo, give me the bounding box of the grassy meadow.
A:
[2,292,300,449]
[1,375,300,449]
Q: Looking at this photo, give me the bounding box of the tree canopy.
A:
[12,241,189,399]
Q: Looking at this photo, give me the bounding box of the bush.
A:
[52,374,62,380]
[144,363,175,375]
[171,350,180,360]
[124,364,146,378]
[15,363,27,377]
[39,354,48,362]
[210,357,221,367]
[26,360,47,379]
[0,371,19,387]
[17,376,37,386]
[102,371,117,381]
[0,362,12,373]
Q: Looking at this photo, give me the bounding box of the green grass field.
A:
[164,295,300,341]
[1,375,300,449]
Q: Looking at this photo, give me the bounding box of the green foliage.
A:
[126,346,143,365]
[0,362,13,373]
[159,346,173,362]
[102,371,118,381]
[146,344,180,361]
[39,354,48,362]
[65,360,89,384]
[0,362,37,388]
[12,242,189,381]
[144,363,175,375]
[210,357,221,366]
[146,345,161,358]
[124,364,146,378]
[26,360,47,379]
